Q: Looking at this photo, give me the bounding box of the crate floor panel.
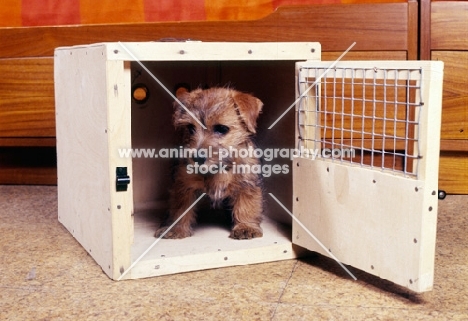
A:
[127,210,301,279]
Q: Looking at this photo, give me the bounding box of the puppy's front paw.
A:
[230,223,263,240]
[155,226,192,239]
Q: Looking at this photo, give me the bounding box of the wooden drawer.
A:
[0,58,55,138]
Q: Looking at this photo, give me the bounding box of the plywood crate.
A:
[55,42,443,293]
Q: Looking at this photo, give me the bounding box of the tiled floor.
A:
[1,185,467,320]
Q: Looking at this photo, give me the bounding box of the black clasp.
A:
[116,167,130,192]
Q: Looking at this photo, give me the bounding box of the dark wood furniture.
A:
[6,1,467,194]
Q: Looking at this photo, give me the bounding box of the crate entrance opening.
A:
[130,60,297,225]
[125,60,302,277]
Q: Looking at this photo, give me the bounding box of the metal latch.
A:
[116,167,130,192]
[438,190,446,200]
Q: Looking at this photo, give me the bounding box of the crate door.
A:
[293,61,444,293]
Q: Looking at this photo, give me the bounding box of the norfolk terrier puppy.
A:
[155,86,264,239]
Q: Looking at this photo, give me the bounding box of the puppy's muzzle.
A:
[192,156,206,165]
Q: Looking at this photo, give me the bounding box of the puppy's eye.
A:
[186,124,196,135]
[213,124,230,135]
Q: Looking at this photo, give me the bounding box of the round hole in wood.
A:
[132,84,149,104]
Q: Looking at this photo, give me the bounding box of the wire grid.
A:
[297,67,423,178]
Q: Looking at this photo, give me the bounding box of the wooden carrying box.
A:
[55,42,444,293]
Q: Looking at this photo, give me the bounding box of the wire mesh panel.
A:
[297,66,423,178]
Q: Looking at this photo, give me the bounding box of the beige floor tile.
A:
[1,186,467,320]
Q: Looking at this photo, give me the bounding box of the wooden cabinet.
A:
[421,0,468,193]
[0,58,56,184]
[2,1,467,194]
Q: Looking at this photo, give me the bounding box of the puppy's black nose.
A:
[192,156,206,165]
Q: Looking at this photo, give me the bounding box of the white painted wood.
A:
[293,61,444,293]
[125,213,303,279]
[113,42,321,61]
[54,41,321,61]
[55,45,118,278]
[106,60,134,278]
[412,61,444,291]
[56,42,321,62]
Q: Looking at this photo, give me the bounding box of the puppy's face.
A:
[173,87,263,168]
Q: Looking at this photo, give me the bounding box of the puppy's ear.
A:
[232,91,263,134]
[172,86,191,129]
[173,85,190,113]
[175,85,190,99]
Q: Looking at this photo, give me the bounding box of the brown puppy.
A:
[155,87,264,239]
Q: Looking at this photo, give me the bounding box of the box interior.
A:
[130,60,297,224]
[125,60,302,275]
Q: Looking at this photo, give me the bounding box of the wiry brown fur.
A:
[155,87,264,239]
